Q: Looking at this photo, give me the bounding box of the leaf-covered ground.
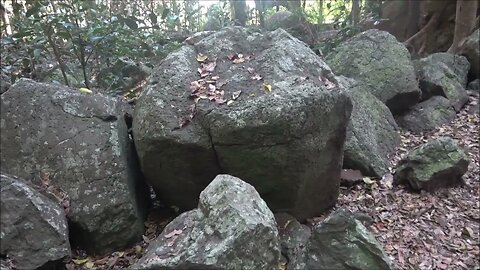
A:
[336,91,480,270]
[65,92,479,270]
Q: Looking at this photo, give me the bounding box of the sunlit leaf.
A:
[164,229,183,238]
[79,88,93,94]
[72,258,89,265]
[196,53,208,62]
[263,83,272,92]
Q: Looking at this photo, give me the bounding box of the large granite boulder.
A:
[414,53,470,111]
[468,79,480,91]
[396,96,457,133]
[133,27,352,221]
[325,29,421,114]
[277,209,394,270]
[132,174,280,270]
[0,79,148,254]
[394,137,469,191]
[341,78,400,177]
[1,174,71,269]
[459,29,479,80]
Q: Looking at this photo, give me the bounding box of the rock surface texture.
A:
[305,209,394,270]
[341,78,400,177]
[414,53,470,111]
[132,174,280,270]
[459,29,479,80]
[325,29,421,114]
[133,27,352,221]
[0,79,148,254]
[396,96,457,133]
[277,209,394,270]
[0,174,71,269]
[394,137,469,191]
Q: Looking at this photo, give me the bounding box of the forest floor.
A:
[66,91,480,270]
[336,91,480,270]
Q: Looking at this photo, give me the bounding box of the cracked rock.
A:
[133,27,352,221]
[0,79,149,254]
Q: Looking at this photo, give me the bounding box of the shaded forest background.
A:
[1,0,478,97]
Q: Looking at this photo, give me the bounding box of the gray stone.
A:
[1,74,10,94]
[1,174,71,269]
[468,79,480,91]
[459,29,479,80]
[275,213,311,270]
[133,27,352,221]
[394,137,469,191]
[342,78,400,177]
[325,29,421,114]
[414,53,470,111]
[305,209,394,270]
[396,96,456,133]
[132,174,280,270]
[0,79,148,254]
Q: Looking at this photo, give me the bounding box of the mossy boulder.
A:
[341,78,400,177]
[305,209,394,270]
[325,29,421,115]
[133,27,352,221]
[459,29,479,80]
[394,137,469,191]
[396,96,456,133]
[414,53,470,111]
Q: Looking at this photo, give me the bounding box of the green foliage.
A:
[203,2,232,31]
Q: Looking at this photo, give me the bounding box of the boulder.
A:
[132,174,280,270]
[1,174,71,269]
[396,96,456,133]
[305,209,394,270]
[414,53,470,111]
[325,29,421,114]
[133,27,352,221]
[468,79,480,91]
[394,137,469,191]
[0,79,148,254]
[342,78,400,177]
[459,29,479,80]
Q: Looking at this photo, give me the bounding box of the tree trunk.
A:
[352,0,361,26]
[406,0,421,39]
[231,0,247,26]
[448,0,479,53]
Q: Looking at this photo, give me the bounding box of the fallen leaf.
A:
[227,100,234,106]
[233,57,245,64]
[211,76,220,80]
[79,88,92,94]
[263,83,272,92]
[363,177,375,185]
[85,261,95,269]
[164,229,183,238]
[232,90,242,100]
[203,61,216,72]
[72,258,89,265]
[196,53,208,62]
[247,67,255,74]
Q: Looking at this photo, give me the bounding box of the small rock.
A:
[1,174,71,269]
[305,209,394,270]
[132,174,280,270]
[275,213,311,270]
[394,137,469,191]
[467,79,480,91]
